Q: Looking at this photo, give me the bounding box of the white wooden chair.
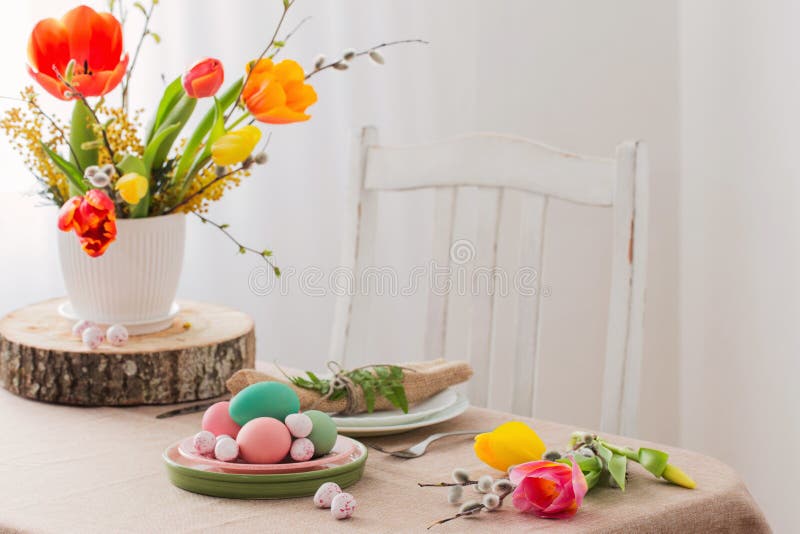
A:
[330,127,648,436]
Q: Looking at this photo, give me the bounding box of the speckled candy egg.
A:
[192,430,215,455]
[228,382,300,426]
[72,319,96,337]
[82,326,104,349]
[305,410,338,457]
[290,438,315,462]
[202,401,242,439]
[313,482,342,508]
[236,417,292,464]
[331,492,357,519]
[285,412,313,438]
[214,436,239,462]
[106,324,129,347]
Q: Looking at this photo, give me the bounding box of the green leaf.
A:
[40,142,87,195]
[69,100,99,173]
[273,40,285,47]
[143,122,181,172]
[133,1,147,15]
[146,76,183,144]
[174,79,243,197]
[150,94,197,171]
[608,453,627,491]
[363,384,375,413]
[595,442,613,468]
[638,448,669,478]
[149,32,161,44]
[392,385,409,413]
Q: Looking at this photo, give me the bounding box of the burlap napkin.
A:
[226,359,473,414]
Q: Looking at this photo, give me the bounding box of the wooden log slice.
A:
[0,298,255,406]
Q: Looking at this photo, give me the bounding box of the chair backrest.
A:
[330,127,648,436]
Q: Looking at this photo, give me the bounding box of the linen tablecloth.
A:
[0,387,768,533]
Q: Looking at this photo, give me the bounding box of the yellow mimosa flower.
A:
[211,125,262,166]
[474,421,546,472]
[115,173,148,204]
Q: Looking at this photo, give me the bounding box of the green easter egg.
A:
[305,410,338,457]
[229,382,300,426]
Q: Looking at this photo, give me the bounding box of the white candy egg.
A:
[313,482,342,508]
[72,319,96,337]
[285,412,313,438]
[330,492,356,519]
[82,326,104,349]
[215,434,232,445]
[106,324,129,347]
[290,438,315,462]
[193,430,216,455]
[214,436,239,462]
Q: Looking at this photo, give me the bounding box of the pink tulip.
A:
[182,57,224,98]
[509,459,588,519]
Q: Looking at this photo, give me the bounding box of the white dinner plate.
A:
[336,392,470,437]
[331,389,459,428]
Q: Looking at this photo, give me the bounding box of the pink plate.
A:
[178,435,358,474]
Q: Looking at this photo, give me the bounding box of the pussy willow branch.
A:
[224,0,295,123]
[305,39,429,79]
[270,15,312,59]
[0,95,83,172]
[191,211,278,273]
[426,488,513,530]
[122,0,157,112]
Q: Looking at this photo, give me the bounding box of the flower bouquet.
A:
[2,1,421,331]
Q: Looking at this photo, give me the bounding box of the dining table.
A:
[0,375,769,533]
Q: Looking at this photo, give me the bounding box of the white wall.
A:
[679,2,800,531]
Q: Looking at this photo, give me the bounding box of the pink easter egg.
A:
[331,492,357,519]
[72,319,96,338]
[192,430,215,455]
[236,417,291,464]
[82,326,104,349]
[106,324,129,347]
[202,401,242,439]
[290,437,315,462]
[314,482,342,508]
[214,436,239,462]
[285,412,313,438]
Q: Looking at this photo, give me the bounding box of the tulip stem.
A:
[226,111,251,131]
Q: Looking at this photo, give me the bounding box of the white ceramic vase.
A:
[57,213,186,334]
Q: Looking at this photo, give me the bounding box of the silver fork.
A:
[366,430,485,459]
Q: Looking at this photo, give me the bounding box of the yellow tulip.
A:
[662,464,697,489]
[474,421,546,472]
[211,125,262,166]
[115,173,148,204]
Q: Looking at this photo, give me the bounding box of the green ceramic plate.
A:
[163,437,367,499]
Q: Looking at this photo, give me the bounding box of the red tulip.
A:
[182,58,224,98]
[27,5,128,100]
[58,189,117,257]
[509,459,588,519]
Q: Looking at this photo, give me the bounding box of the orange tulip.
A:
[183,58,224,98]
[27,5,128,100]
[58,189,117,257]
[241,59,317,124]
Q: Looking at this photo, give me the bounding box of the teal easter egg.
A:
[229,382,300,426]
[305,410,338,457]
